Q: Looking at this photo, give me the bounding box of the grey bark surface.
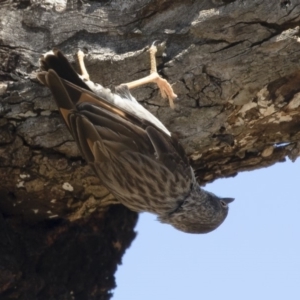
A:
[1,0,300,298]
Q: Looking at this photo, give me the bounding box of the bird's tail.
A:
[37,49,91,91]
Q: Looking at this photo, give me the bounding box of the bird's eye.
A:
[220,200,227,208]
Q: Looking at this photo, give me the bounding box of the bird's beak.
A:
[221,197,235,204]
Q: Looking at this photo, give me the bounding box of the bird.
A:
[37,45,234,234]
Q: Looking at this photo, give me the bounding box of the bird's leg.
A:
[77,47,177,108]
[77,50,90,81]
[121,45,177,108]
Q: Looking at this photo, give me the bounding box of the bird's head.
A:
[159,187,234,234]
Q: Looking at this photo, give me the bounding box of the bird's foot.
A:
[122,44,177,109]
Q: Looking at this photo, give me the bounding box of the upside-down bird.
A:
[37,45,234,234]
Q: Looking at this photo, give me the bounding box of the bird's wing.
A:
[37,51,193,212]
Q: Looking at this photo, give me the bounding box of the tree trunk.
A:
[1,0,300,298]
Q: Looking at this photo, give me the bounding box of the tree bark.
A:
[1,0,300,298]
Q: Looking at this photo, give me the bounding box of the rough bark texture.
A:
[1,0,300,298]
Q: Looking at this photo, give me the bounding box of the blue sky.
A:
[113,158,300,300]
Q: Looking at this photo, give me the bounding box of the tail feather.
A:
[40,49,91,91]
[36,71,47,86]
